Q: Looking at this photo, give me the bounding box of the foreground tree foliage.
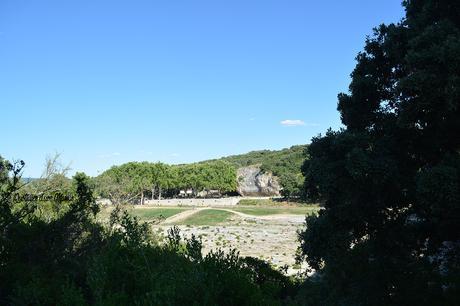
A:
[299,0,460,305]
[0,157,295,305]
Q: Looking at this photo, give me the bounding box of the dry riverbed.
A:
[151,206,314,275]
[101,202,318,275]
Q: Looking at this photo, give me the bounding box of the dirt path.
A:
[149,206,310,275]
[162,207,305,224]
[163,207,207,224]
[217,208,305,223]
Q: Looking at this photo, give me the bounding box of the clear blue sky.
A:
[0,0,405,177]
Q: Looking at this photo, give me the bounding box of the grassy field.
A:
[232,206,319,216]
[97,201,319,225]
[130,207,190,220]
[237,198,315,207]
[177,209,235,226]
[98,206,190,221]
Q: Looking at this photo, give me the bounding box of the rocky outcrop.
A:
[237,166,280,196]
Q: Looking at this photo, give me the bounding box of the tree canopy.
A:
[95,161,237,203]
[298,0,460,304]
[93,145,307,202]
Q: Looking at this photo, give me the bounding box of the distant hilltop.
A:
[206,145,308,197]
[37,144,309,203]
[205,145,307,169]
[93,144,308,202]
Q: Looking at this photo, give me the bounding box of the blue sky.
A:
[0,0,405,177]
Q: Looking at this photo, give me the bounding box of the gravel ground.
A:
[153,211,309,275]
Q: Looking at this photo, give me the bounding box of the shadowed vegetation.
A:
[297,0,460,304]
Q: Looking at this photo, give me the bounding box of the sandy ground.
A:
[153,207,309,275]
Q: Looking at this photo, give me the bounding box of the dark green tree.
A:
[278,172,303,199]
[95,164,137,204]
[298,0,460,305]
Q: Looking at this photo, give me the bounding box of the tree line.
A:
[94,161,237,204]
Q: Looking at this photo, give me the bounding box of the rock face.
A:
[237,166,280,196]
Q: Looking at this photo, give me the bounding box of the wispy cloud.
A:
[171,153,180,157]
[280,119,319,127]
[280,119,305,126]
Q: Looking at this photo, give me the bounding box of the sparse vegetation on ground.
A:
[177,209,235,226]
[238,198,313,207]
[130,207,190,220]
[232,206,318,216]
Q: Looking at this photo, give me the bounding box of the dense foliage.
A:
[95,161,237,204]
[95,145,307,202]
[299,0,460,304]
[213,145,307,198]
[0,157,296,305]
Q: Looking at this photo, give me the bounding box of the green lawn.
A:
[178,209,235,226]
[237,198,316,207]
[97,202,319,225]
[232,206,319,216]
[130,207,190,220]
[237,199,277,206]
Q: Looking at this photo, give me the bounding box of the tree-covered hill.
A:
[205,145,308,197]
[210,145,307,172]
[94,145,308,203]
[208,145,307,171]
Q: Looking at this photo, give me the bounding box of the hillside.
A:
[204,145,308,197]
[215,145,307,174]
[94,145,308,202]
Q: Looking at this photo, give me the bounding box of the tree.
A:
[279,172,302,199]
[210,161,237,194]
[95,162,150,205]
[96,165,131,204]
[22,153,73,216]
[298,0,460,305]
[134,162,151,205]
[95,160,238,202]
[149,162,170,200]
[148,163,159,200]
